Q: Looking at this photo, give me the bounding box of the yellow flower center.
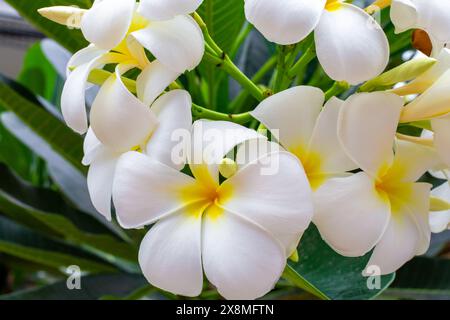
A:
[375,164,414,217]
[325,0,343,11]
[179,164,234,220]
[289,145,326,190]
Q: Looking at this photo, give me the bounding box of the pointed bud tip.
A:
[37,6,85,28]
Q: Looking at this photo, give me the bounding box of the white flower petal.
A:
[220,151,313,256]
[139,212,203,297]
[61,53,114,134]
[308,97,357,174]
[401,69,450,122]
[388,139,439,183]
[315,3,389,85]
[90,64,158,152]
[235,139,282,168]
[112,152,197,228]
[430,182,450,233]
[82,127,102,166]
[202,211,285,300]
[66,45,106,78]
[132,15,204,73]
[432,115,450,167]
[139,0,203,21]
[189,120,262,185]
[145,90,192,170]
[250,86,325,152]
[338,92,403,178]
[136,60,180,106]
[313,172,390,257]
[390,0,418,34]
[430,211,450,233]
[81,0,135,50]
[244,0,326,45]
[365,183,431,275]
[411,0,450,43]
[87,147,120,221]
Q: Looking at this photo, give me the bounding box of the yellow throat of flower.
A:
[325,0,343,11]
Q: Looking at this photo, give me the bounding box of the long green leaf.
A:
[0,215,116,274]
[285,225,395,300]
[5,0,91,53]
[0,75,86,175]
[0,274,147,300]
[0,164,138,262]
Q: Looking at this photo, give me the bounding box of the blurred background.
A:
[0,1,43,78]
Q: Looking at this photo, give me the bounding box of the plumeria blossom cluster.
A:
[38,0,450,299]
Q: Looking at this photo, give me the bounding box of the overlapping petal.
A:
[338,92,403,178]
[313,173,391,257]
[401,69,450,122]
[61,53,122,134]
[145,90,193,170]
[430,182,450,233]
[112,152,197,228]
[81,0,135,50]
[244,0,326,45]
[308,97,357,174]
[220,151,313,256]
[315,3,389,84]
[90,64,158,152]
[364,183,431,275]
[86,147,120,221]
[136,60,181,106]
[132,15,204,73]
[250,86,325,152]
[432,115,450,167]
[189,120,262,185]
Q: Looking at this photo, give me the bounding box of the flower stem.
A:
[325,81,350,100]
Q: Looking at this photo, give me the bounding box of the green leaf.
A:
[0,274,147,300]
[285,225,395,300]
[0,215,115,274]
[5,0,91,53]
[198,0,245,53]
[386,257,450,299]
[0,164,138,262]
[197,0,246,110]
[0,75,86,175]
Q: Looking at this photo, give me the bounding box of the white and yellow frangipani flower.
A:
[429,182,450,233]
[314,92,438,275]
[391,0,450,55]
[250,86,357,191]
[82,63,192,220]
[393,51,450,167]
[39,0,204,133]
[112,120,313,299]
[244,0,389,84]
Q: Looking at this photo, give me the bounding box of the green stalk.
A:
[324,81,350,100]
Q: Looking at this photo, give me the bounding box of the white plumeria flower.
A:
[250,86,357,191]
[429,182,450,233]
[397,59,450,168]
[82,63,192,220]
[40,0,204,134]
[244,0,389,84]
[112,121,313,299]
[314,92,439,275]
[391,0,450,55]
